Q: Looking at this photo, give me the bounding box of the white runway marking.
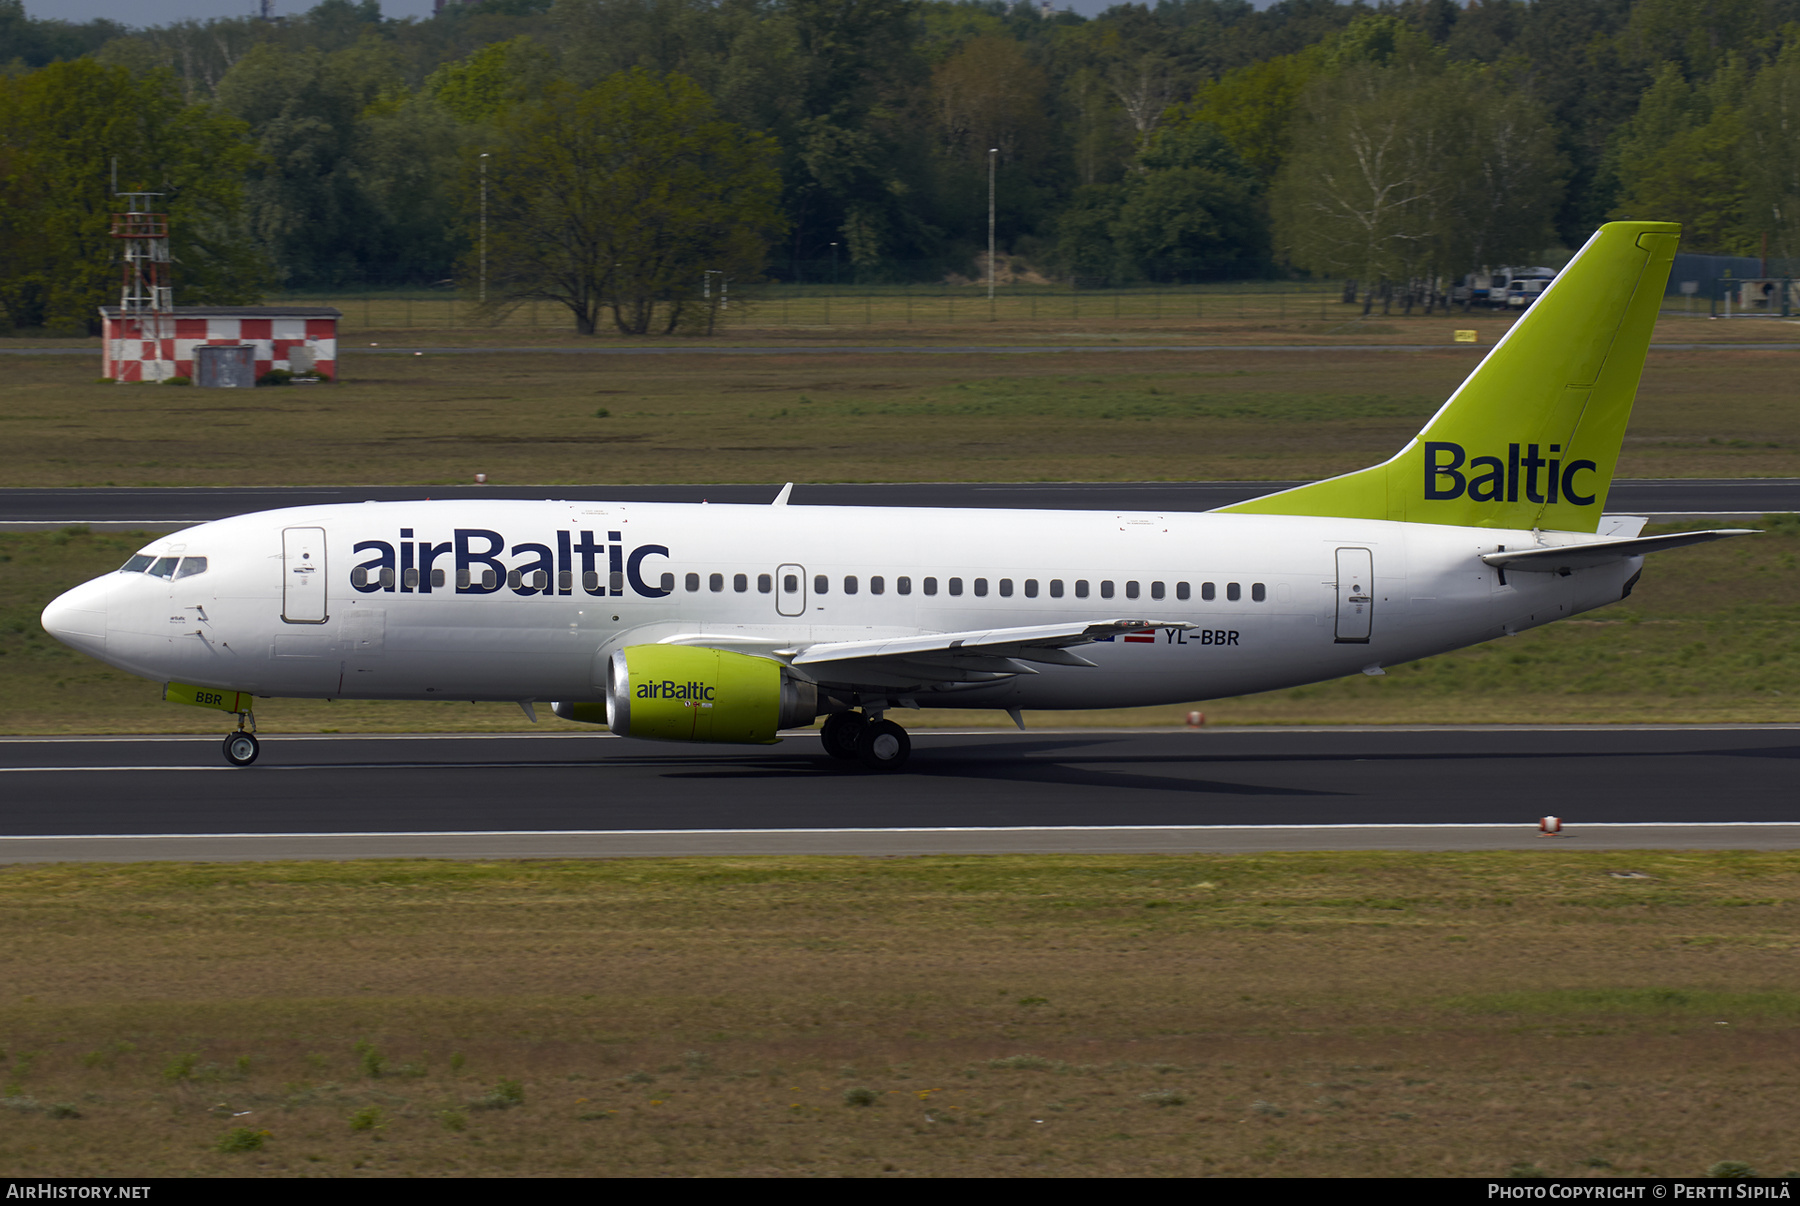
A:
[0,763,616,773]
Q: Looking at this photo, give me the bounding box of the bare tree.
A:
[1108,54,1179,161]
[98,18,270,101]
[1744,43,1800,262]
[1438,91,1565,281]
[1275,65,1563,288]
[1274,67,1445,284]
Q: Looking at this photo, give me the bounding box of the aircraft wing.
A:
[658,619,1194,691]
[788,619,1194,689]
[1481,529,1756,574]
[788,619,1190,665]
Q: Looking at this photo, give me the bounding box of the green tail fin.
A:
[1219,221,1679,533]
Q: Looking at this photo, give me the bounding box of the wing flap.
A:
[788,619,1192,666]
[800,657,1036,689]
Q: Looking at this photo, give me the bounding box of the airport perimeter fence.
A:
[270,280,1362,334]
[268,276,1753,335]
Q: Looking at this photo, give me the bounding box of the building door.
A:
[1334,547,1374,643]
[197,344,255,388]
[776,564,806,617]
[282,527,329,624]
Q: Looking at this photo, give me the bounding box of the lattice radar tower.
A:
[109,192,173,383]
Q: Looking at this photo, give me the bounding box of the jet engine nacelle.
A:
[577,645,817,744]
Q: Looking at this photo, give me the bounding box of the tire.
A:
[223,732,260,767]
[820,712,866,760]
[855,719,910,772]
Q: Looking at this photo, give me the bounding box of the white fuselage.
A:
[43,500,1641,711]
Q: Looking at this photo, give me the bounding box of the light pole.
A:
[830,241,838,287]
[702,269,728,335]
[479,153,490,304]
[987,147,998,303]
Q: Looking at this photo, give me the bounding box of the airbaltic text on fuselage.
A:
[1425,442,1599,505]
[349,528,671,597]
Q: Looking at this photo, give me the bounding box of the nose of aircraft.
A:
[41,575,112,659]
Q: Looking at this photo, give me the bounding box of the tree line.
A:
[5,0,1800,335]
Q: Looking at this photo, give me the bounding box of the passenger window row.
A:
[682,571,758,593]
[353,567,454,590]
[344,562,1269,603]
[677,573,1270,603]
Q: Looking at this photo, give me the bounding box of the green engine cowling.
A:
[569,645,817,744]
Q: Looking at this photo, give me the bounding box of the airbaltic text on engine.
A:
[638,680,716,700]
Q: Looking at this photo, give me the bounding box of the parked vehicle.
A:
[1451,270,1493,306]
[1501,267,1558,308]
[1453,266,1558,308]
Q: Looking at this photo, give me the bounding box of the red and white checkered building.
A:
[99,306,342,383]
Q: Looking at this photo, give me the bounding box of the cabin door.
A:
[776,564,807,617]
[1334,547,1373,643]
[282,526,329,624]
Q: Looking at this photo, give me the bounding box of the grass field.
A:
[282,282,1367,335]
[4,518,1797,735]
[255,282,1788,336]
[4,338,1800,488]
[1,852,1797,1177]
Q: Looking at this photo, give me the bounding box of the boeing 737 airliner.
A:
[42,222,1751,769]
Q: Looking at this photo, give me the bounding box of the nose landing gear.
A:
[819,710,911,771]
[222,711,259,767]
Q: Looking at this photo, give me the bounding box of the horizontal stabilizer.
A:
[1480,529,1756,573]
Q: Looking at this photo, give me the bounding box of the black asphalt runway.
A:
[1,727,1794,860]
[3,479,1796,527]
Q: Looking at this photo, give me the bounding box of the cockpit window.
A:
[120,554,155,574]
[148,557,180,580]
[174,557,208,580]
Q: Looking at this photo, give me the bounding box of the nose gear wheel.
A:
[223,731,260,767]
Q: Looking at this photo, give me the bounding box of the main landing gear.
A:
[222,711,259,767]
[819,711,912,772]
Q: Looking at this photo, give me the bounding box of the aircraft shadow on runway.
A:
[585,734,1800,800]
[660,755,1339,797]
